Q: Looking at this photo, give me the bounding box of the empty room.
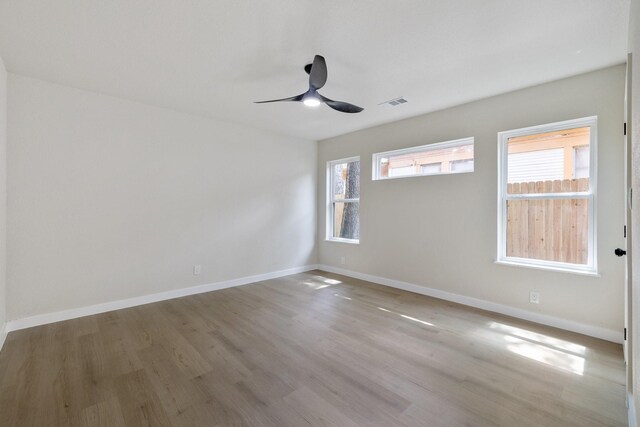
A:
[1,1,640,426]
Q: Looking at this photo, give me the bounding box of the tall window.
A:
[327,157,360,243]
[497,117,597,274]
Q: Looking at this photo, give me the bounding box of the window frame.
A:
[326,156,361,244]
[372,137,475,181]
[496,116,598,275]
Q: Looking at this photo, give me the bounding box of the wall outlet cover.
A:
[529,291,540,304]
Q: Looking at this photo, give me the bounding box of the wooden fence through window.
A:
[506,178,589,264]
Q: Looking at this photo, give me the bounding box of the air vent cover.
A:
[379,96,408,108]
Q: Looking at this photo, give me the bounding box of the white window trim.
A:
[372,137,474,181]
[496,116,598,274]
[327,156,360,244]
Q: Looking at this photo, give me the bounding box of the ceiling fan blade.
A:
[254,93,304,103]
[318,94,363,113]
[309,55,327,90]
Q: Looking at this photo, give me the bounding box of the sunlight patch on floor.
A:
[504,335,585,375]
[490,322,586,355]
[376,306,434,326]
[332,292,435,328]
[490,322,586,375]
[302,275,342,290]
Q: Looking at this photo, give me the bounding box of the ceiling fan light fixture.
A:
[302,94,321,107]
[255,55,363,113]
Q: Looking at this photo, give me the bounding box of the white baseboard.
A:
[317,264,621,344]
[4,263,621,344]
[630,393,638,427]
[6,264,318,333]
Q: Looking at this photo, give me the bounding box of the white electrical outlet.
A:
[529,291,540,304]
[193,264,202,275]
[340,256,346,265]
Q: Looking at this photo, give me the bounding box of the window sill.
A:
[495,259,600,277]
[326,238,360,245]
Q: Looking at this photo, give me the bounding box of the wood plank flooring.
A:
[0,270,627,426]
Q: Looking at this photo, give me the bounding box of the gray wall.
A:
[317,65,626,335]
[0,56,6,340]
[7,74,317,321]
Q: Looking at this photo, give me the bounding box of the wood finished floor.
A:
[0,270,627,426]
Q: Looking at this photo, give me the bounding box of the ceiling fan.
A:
[255,55,364,113]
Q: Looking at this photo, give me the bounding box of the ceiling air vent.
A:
[378,96,408,108]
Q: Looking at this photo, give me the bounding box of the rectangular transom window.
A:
[372,137,474,180]
[327,157,360,243]
[497,116,597,274]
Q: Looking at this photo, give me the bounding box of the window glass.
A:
[333,202,360,240]
[506,197,589,265]
[450,159,474,173]
[389,166,416,177]
[573,145,590,179]
[373,138,474,180]
[328,158,360,242]
[498,119,595,272]
[507,127,590,193]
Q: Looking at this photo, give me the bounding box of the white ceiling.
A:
[0,1,630,141]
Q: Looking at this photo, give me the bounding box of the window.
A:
[573,145,590,178]
[327,157,360,243]
[507,148,564,183]
[450,159,474,173]
[373,137,474,180]
[497,117,597,274]
[420,163,442,174]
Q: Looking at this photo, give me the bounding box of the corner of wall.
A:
[627,0,639,424]
[312,139,320,266]
[0,54,7,352]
